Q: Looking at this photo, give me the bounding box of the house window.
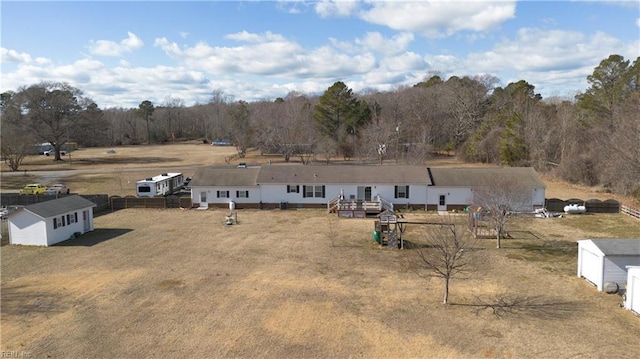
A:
[236,190,249,198]
[68,213,76,224]
[217,191,230,198]
[395,185,409,198]
[287,185,299,193]
[303,185,325,198]
[439,195,446,206]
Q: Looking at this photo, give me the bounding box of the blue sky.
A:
[2,1,639,108]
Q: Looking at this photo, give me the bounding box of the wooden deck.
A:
[327,195,394,215]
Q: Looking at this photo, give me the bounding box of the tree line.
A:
[2,54,638,199]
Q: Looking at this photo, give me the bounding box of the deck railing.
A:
[327,195,392,213]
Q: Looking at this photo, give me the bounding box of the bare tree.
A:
[472,177,533,248]
[406,219,476,304]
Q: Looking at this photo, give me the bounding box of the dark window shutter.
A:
[287,186,291,193]
[53,218,58,229]
[74,212,78,222]
[394,186,398,198]
[322,186,325,198]
[226,191,230,198]
[236,190,239,197]
[303,185,307,198]
[406,186,410,198]
[296,185,299,193]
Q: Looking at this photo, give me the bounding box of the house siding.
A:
[9,211,47,246]
[603,256,640,289]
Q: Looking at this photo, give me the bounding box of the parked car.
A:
[45,184,70,195]
[237,163,247,168]
[20,183,47,195]
[43,149,67,156]
[0,207,9,219]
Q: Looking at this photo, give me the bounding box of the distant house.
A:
[189,164,546,213]
[8,195,96,246]
[625,266,640,315]
[577,239,640,292]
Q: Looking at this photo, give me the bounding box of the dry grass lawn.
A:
[2,142,640,357]
[2,209,640,358]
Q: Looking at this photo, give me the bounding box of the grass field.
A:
[2,142,640,358]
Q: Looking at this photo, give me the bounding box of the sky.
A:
[1,0,639,109]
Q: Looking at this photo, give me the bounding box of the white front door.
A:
[199,191,208,207]
[357,186,372,201]
[437,194,447,211]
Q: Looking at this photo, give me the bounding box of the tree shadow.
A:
[450,294,579,319]
[55,228,132,247]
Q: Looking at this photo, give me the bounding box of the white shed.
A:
[625,266,640,315]
[8,196,96,246]
[577,239,640,292]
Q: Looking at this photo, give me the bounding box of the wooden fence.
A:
[621,204,640,220]
[110,195,192,210]
[1,193,110,212]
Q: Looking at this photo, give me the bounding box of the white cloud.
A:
[636,18,640,27]
[88,31,144,57]
[154,37,184,58]
[359,1,516,37]
[355,32,414,55]
[1,48,32,63]
[459,28,629,97]
[315,0,360,18]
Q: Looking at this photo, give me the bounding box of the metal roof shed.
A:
[8,196,96,246]
[577,239,640,292]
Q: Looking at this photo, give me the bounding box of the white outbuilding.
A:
[577,239,640,292]
[625,266,640,315]
[8,195,96,246]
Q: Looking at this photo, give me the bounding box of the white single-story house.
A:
[577,239,640,292]
[8,195,96,246]
[189,164,546,213]
[625,266,640,315]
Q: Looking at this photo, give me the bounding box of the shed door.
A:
[580,247,601,287]
[631,275,640,314]
[83,210,90,232]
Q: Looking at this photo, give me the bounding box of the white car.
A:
[45,184,70,195]
[43,149,67,156]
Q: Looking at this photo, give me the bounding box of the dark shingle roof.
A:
[189,167,261,187]
[257,165,430,184]
[428,167,545,188]
[21,196,96,218]
[189,165,546,188]
[587,239,640,256]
